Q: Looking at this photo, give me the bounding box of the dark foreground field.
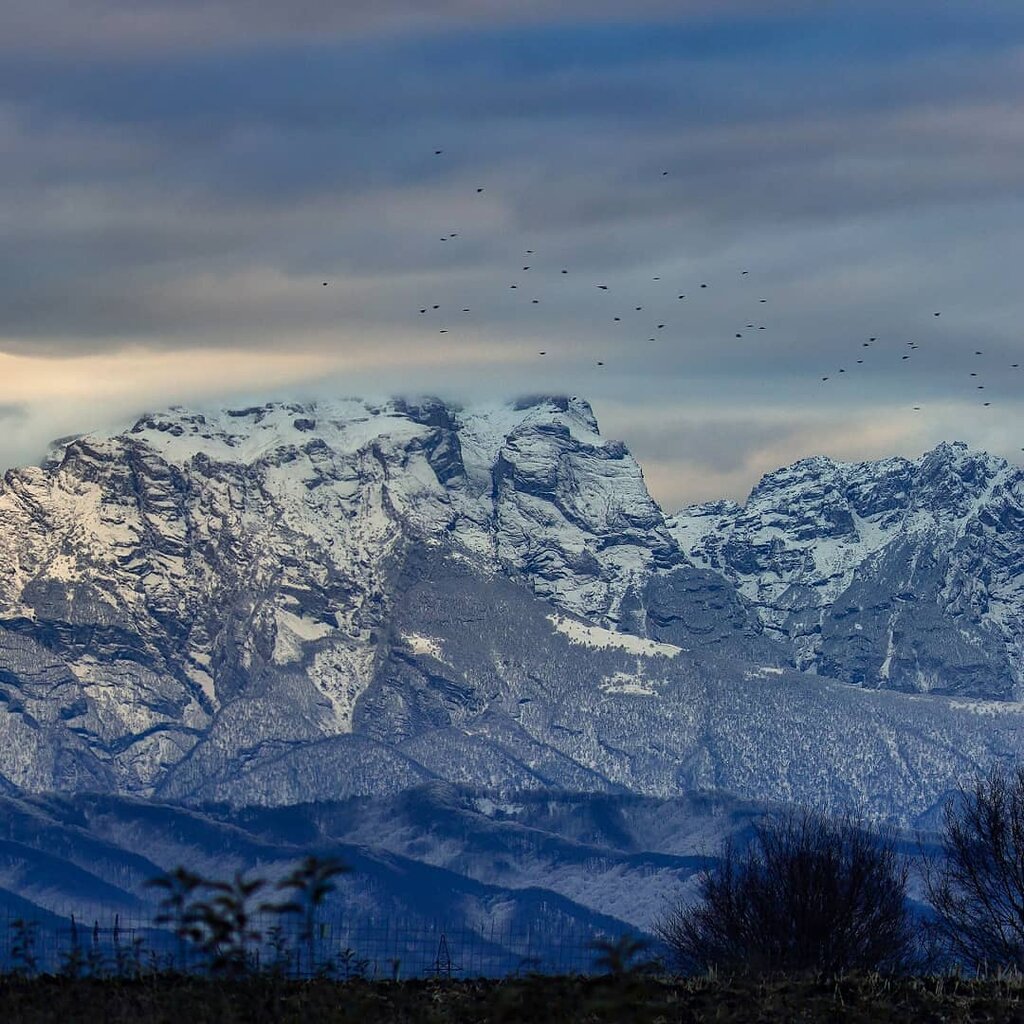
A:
[3,974,1024,1023]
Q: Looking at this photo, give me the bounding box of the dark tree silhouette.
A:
[926,766,1024,971]
[658,809,913,975]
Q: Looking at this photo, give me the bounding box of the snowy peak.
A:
[669,441,1024,698]
[741,441,1008,527]
[0,393,775,796]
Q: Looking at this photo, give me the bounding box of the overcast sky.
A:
[3,0,1024,507]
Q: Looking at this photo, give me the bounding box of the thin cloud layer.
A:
[5,1,828,55]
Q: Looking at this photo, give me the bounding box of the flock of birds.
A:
[317,148,1018,417]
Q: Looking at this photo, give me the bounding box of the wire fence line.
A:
[0,906,641,979]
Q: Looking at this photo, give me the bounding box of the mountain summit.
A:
[670,440,1024,698]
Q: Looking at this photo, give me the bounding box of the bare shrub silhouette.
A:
[268,856,350,976]
[926,765,1024,971]
[658,808,913,975]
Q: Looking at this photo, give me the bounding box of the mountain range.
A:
[0,395,1022,828]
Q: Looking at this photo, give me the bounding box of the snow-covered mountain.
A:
[0,397,764,796]
[0,396,1023,825]
[669,441,1024,699]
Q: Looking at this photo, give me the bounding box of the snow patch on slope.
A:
[549,615,684,657]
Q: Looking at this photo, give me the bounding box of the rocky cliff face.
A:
[669,441,1024,699]
[0,396,766,799]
